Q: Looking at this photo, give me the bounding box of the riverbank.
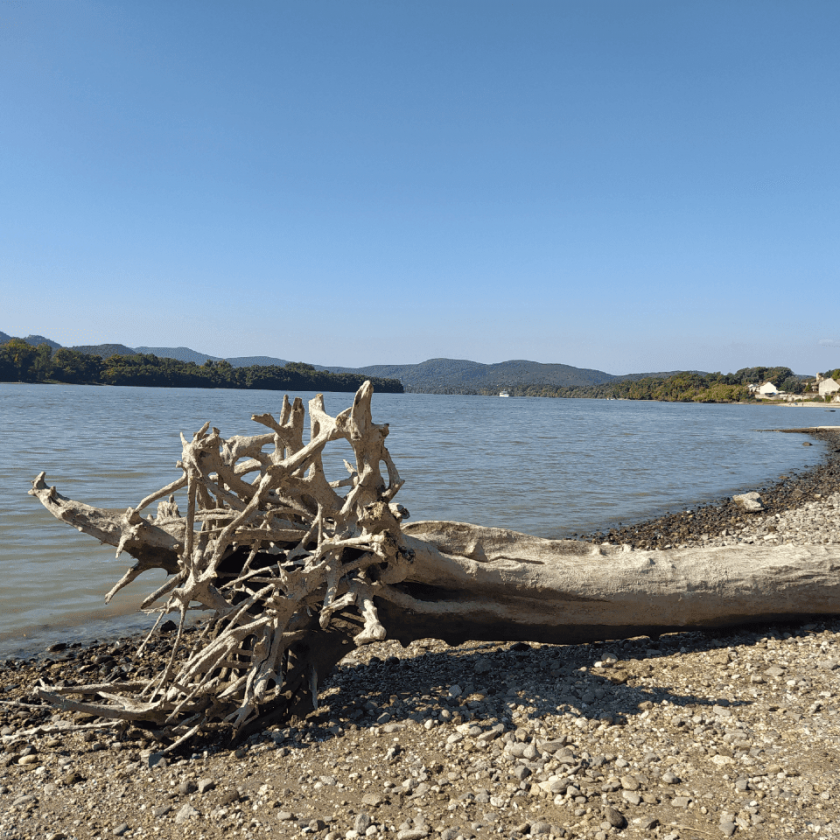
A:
[1,431,839,840]
[580,426,840,551]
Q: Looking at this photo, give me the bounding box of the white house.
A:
[818,377,840,397]
[757,382,779,397]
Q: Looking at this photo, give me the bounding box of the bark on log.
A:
[28,383,840,746]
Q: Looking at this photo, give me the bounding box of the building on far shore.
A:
[818,376,840,397]
[756,381,781,397]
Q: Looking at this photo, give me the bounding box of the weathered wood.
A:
[28,383,840,746]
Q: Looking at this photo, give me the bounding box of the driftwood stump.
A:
[29,383,840,748]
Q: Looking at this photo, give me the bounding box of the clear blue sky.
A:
[2,1,838,375]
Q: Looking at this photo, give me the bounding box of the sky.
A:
[1,1,839,376]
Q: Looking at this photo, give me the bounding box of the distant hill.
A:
[327,358,620,392]
[15,334,62,350]
[71,343,137,357]
[224,355,293,368]
[132,346,221,365]
[134,347,295,368]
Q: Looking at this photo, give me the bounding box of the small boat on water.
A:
[499,390,510,398]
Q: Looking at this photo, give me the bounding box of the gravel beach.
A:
[2,428,838,840]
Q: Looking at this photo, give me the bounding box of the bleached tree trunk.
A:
[28,383,840,746]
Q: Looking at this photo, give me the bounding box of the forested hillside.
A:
[338,357,621,392]
[0,340,403,393]
[2,332,823,402]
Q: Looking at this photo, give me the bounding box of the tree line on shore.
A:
[0,339,404,393]
[414,366,827,402]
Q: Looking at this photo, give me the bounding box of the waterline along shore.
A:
[1,430,839,840]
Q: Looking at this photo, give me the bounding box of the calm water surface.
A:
[0,383,834,657]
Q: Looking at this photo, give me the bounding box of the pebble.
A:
[174,803,200,824]
[604,807,626,828]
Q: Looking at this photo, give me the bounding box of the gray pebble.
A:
[513,765,531,781]
[12,794,37,808]
[112,824,129,836]
[604,807,626,828]
[174,803,200,823]
[197,777,215,794]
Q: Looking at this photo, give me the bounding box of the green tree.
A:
[0,339,38,381]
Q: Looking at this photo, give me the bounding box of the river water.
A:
[0,383,833,658]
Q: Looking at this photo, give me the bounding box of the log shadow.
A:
[247,615,837,756]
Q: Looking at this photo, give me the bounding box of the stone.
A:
[523,743,539,760]
[174,803,200,824]
[530,821,552,835]
[604,807,626,829]
[153,804,172,819]
[620,775,640,791]
[622,791,641,805]
[733,492,764,512]
[661,771,680,784]
[362,792,386,807]
[197,777,216,794]
[220,789,241,806]
[719,820,736,837]
[538,738,568,753]
[671,796,691,808]
[474,658,492,675]
[113,824,130,836]
[354,813,372,833]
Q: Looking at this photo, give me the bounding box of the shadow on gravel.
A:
[269,618,834,751]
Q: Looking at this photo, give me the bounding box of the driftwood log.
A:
[29,383,840,748]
